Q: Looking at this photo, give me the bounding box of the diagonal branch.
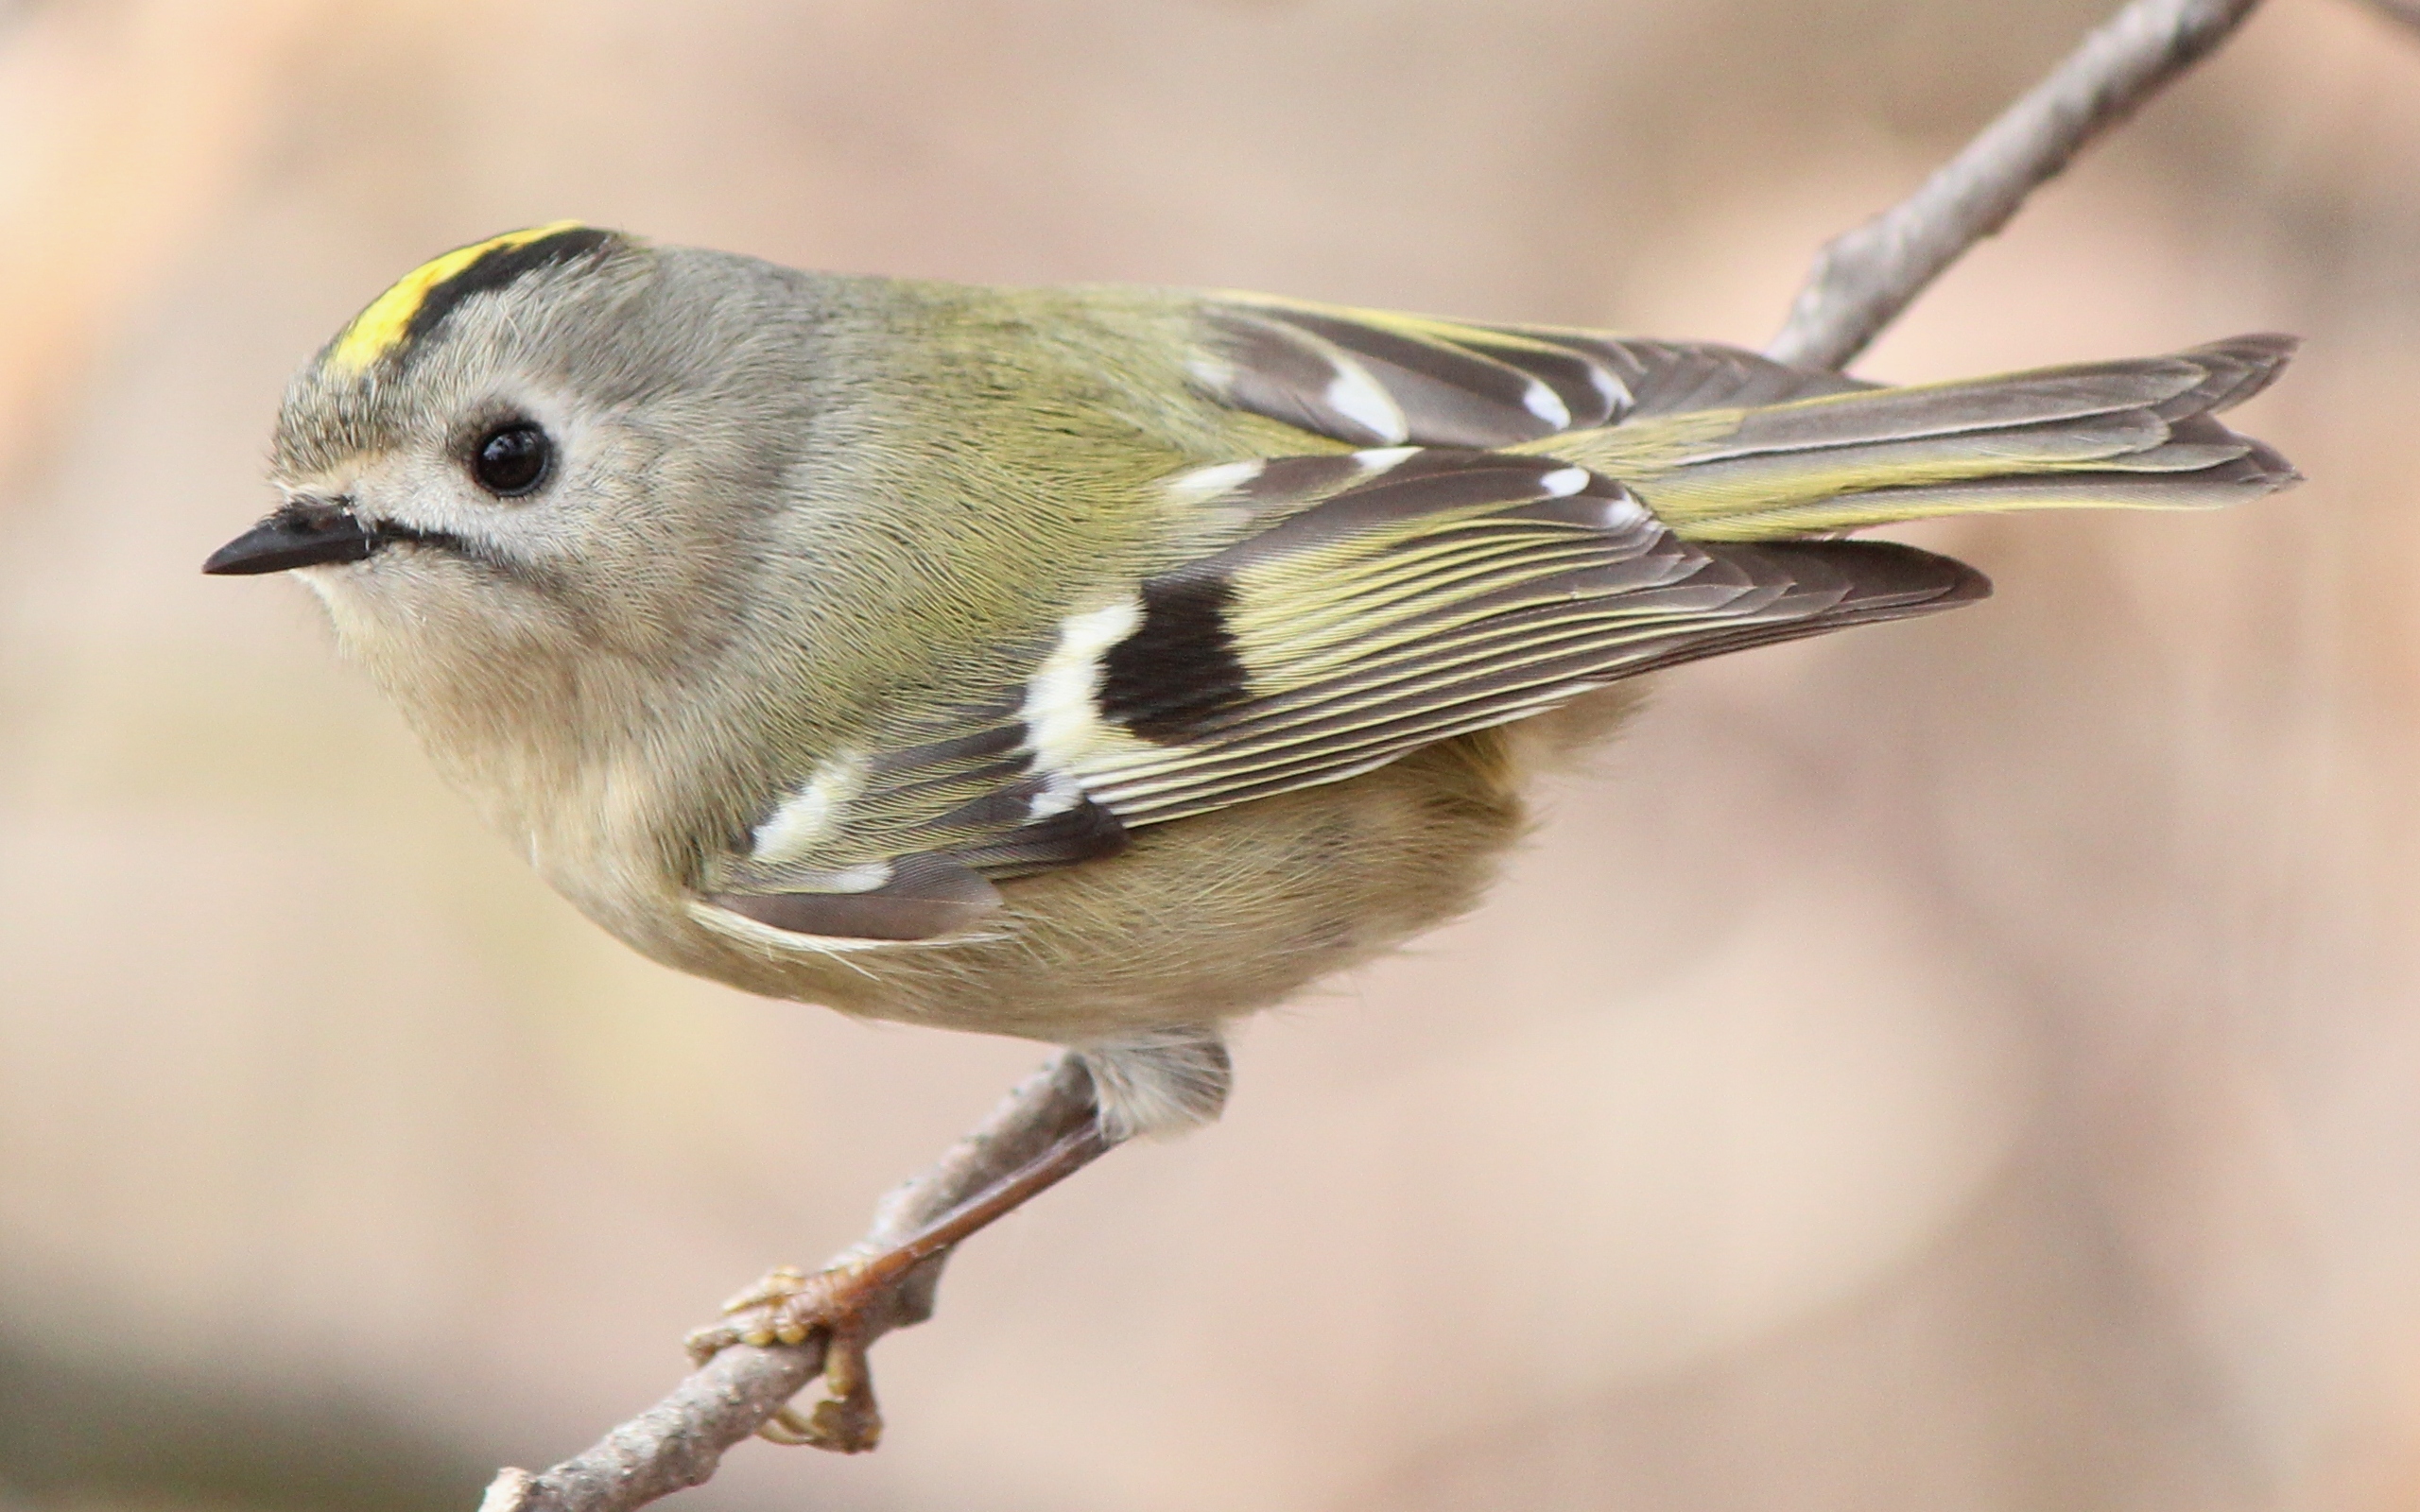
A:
[475,1,2275,1506]
[2359,0,2420,35]
[1765,0,2266,370]
[479,1055,1102,1512]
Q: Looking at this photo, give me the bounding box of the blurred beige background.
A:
[3,0,2417,1507]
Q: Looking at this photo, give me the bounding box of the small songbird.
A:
[209,223,2300,1143]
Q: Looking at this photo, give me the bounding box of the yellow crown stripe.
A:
[326,221,589,375]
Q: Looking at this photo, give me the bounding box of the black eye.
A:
[470,421,553,497]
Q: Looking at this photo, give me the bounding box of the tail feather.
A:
[1703,451,2296,539]
[1569,334,2301,541]
[2158,334,2296,417]
[1707,363,2210,460]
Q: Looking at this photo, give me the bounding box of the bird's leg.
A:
[683,1055,1115,1453]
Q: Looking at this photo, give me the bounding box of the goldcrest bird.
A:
[208,222,2300,1143]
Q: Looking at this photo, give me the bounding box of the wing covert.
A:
[699,445,1984,943]
[1188,294,1873,451]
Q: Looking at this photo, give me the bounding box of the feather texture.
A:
[1192,295,1870,449]
[263,238,2306,1071]
[698,297,2290,943]
[1553,335,2299,538]
[706,446,1981,936]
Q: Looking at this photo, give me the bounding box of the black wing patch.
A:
[1099,576,1251,742]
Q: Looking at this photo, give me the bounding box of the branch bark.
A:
[477,1,2273,1505]
[1764,0,2265,370]
[2359,0,2420,35]
[479,1056,1099,1512]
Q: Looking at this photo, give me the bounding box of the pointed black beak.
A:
[203,498,380,576]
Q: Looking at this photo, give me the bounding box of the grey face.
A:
[211,227,814,674]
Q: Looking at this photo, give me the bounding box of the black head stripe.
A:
[397,226,622,359]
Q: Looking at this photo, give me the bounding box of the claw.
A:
[720,1264,808,1314]
[755,1403,829,1448]
[742,1325,881,1452]
[795,1328,883,1452]
[687,1262,887,1452]
[679,1091,1117,1456]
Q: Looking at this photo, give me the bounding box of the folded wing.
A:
[700,446,1983,942]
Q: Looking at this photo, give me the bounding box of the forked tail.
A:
[1566,335,2300,541]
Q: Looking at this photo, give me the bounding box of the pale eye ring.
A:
[469,421,553,497]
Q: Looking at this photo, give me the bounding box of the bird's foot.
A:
[685,1262,893,1452]
[681,1062,1122,1454]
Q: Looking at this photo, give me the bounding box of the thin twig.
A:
[480,1056,1099,1512]
[2358,0,2420,34]
[1765,0,2266,369]
[475,2,2276,1505]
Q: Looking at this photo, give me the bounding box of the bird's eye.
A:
[469,421,553,497]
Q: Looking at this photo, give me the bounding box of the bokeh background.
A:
[3,0,2417,1507]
